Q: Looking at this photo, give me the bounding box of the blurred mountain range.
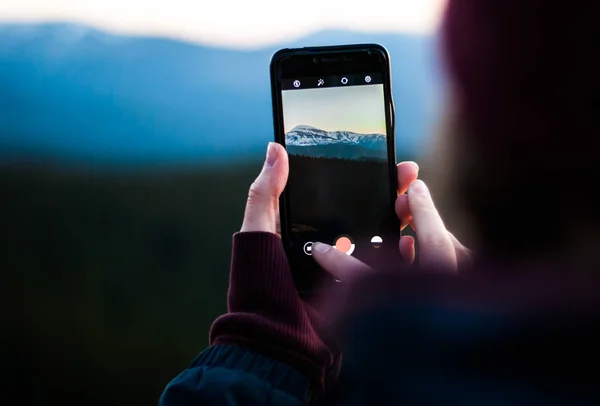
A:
[0,22,441,167]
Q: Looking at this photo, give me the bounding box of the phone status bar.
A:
[281,74,383,90]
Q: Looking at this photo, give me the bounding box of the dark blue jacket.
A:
[160,345,310,405]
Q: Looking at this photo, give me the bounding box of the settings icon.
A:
[293,80,301,88]
[364,75,372,83]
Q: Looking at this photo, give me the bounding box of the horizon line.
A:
[0,18,433,51]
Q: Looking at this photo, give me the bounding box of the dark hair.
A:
[441,0,598,258]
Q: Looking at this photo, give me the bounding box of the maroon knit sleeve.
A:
[209,232,340,390]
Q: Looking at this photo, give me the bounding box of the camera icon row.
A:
[303,235,382,256]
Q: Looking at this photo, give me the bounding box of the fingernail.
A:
[265,142,278,168]
[399,161,419,172]
[410,179,428,196]
[312,242,331,254]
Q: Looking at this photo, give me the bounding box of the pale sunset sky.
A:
[0,0,445,48]
[282,85,387,135]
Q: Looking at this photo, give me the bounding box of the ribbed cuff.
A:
[226,231,298,306]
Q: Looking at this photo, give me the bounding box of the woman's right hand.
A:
[311,170,473,282]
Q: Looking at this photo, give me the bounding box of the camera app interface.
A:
[281,74,393,263]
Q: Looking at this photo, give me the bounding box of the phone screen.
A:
[273,47,399,291]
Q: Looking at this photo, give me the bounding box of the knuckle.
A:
[418,235,458,270]
[247,181,267,202]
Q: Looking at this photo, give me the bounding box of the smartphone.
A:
[270,44,400,293]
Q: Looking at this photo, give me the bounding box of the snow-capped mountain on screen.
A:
[285,125,387,161]
[286,125,386,147]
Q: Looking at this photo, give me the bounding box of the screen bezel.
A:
[270,44,399,294]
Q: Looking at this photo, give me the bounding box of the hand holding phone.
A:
[270,44,400,293]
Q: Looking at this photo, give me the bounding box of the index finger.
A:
[397,161,419,195]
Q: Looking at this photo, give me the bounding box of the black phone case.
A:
[270,44,398,294]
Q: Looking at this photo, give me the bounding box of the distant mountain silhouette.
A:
[286,125,386,160]
[0,22,440,166]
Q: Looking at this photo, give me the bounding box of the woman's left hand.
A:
[239,142,288,235]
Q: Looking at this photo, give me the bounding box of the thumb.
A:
[311,242,372,282]
[240,142,289,234]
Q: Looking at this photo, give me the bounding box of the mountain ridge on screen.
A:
[286,125,386,161]
[286,125,386,147]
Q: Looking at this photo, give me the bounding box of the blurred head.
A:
[432,0,598,263]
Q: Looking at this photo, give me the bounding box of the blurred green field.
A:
[1,161,260,404]
[1,156,416,404]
